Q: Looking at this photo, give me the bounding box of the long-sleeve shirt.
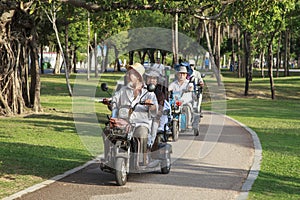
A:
[168,79,193,105]
[168,79,193,93]
[111,84,158,131]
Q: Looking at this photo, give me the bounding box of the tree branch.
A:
[193,4,226,20]
[59,0,234,16]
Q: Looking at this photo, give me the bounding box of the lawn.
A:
[0,70,299,199]
[216,71,300,199]
[0,72,125,198]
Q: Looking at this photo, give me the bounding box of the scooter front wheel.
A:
[194,128,199,136]
[161,153,171,174]
[115,157,127,186]
[172,121,179,142]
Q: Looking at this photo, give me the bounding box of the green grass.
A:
[206,72,300,199]
[223,99,300,199]
[1,71,300,199]
[0,73,125,198]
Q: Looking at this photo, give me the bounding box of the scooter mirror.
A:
[101,83,108,91]
[147,84,156,92]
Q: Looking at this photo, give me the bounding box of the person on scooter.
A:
[169,66,194,95]
[145,67,169,148]
[189,59,204,87]
[169,66,194,128]
[189,59,205,111]
[111,63,158,165]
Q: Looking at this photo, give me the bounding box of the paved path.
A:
[7,112,260,200]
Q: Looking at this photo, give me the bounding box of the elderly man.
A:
[169,66,193,93]
[111,63,158,165]
[169,66,194,129]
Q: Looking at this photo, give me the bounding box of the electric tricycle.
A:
[99,83,172,186]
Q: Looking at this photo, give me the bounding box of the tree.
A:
[228,0,297,99]
[0,1,42,115]
[41,1,74,96]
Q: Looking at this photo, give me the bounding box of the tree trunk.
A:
[267,42,275,99]
[99,44,105,72]
[40,45,44,74]
[172,13,178,65]
[53,21,72,96]
[0,2,42,115]
[54,45,61,74]
[65,23,71,74]
[23,45,31,107]
[104,45,109,71]
[94,33,98,77]
[203,20,222,86]
[231,26,235,72]
[276,32,282,77]
[87,12,91,79]
[237,27,242,78]
[260,49,265,78]
[243,31,251,96]
[29,26,42,112]
[283,29,290,76]
[112,44,120,71]
[249,55,253,81]
[129,51,134,65]
[147,49,156,63]
[73,46,78,73]
[215,22,221,71]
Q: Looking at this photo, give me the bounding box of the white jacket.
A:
[111,84,158,131]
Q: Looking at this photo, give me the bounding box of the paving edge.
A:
[4,114,262,200]
[223,115,262,200]
[3,156,102,200]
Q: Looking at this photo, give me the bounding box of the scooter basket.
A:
[108,118,132,138]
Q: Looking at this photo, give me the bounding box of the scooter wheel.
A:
[194,129,199,136]
[161,153,171,174]
[115,157,127,186]
[172,121,179,142]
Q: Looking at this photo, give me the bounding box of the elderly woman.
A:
[144,68,167,147]
[111,63,158,165]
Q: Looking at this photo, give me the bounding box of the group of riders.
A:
[108,60,204,165]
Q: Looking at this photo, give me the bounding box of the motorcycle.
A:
[99,83,172,186]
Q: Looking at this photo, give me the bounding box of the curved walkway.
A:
[4,112,262,200]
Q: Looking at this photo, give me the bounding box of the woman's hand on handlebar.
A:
[102,98,112,105]
[142,99,153,106]
[143,99,156,111]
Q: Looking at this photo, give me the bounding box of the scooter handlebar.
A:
[140,101,154,106]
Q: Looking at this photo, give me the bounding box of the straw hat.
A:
[128,63,145,80]
[177,66,188,73]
